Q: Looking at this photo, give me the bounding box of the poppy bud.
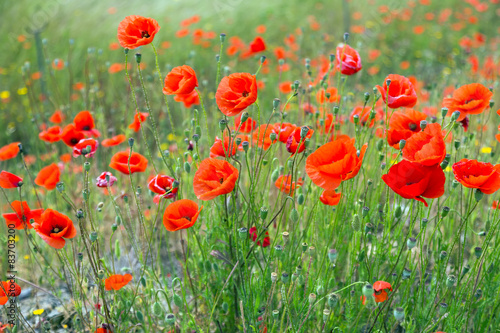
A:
[270,132,277,142]
[219,33,226,43]
[300,126,309,139]
[441,107,448,118]
[218,119,227,131]
[281,272,289,284]
[357,249,365,262]
[440,206,450,218]
[474,246,482,259]
[56,182,65,193]
[439,302,448,315]
[273,98,281,110]
[84,162,91,172]
[97,270,104,279]
[364,92,370,102]
[369,109,376,120]
[474,189,483,202]
[439,250,447,260]
[301,242,308,252]
[440,159,449,169]
[183,162,191,174]
[421,218,428,228]
[204,260,212,272]
[115,239,121,259]
[293,80,300,90]
[128,138,134,147]
[364,222,374,234]
[260,55,266,64]
[343,32,349,42]
[452,180,459,188]
[420,120,427,131]
[234,137,242,146]
[290,208,299,223]
[461,264,470,276]
[282,231,289,244]
[489,100,494,108]
[135,53,142,64]
[111,224,117,232]
[475,289,482,299]
[451,111,461,121]
[399,139,406,150]
[238,227,248,239]
[77,252,83,261]
[259,207,268,220]
[395,205,402,218]
[222,302,229,313]
[328,293,339,308]
[362,206,370,218]
[386,79,391,87]
[297,193,305,205]
[136,310,144,322]
[353,114,359,125]
[376,139,384,151]
[153,302,163,317]
[165,313,175,325]
[446,274,456,288]
[362,284,373,297]
[90,231,98,242]
[173,293,183,307]
[242,141,249,152]
[352,214,361,231]
[328,249,338,263]
[407,237,417,250]
[83,189,89,201]
[274,245,283,258]
[399,268,411,280]
[393,307,405,322]
[308,293,317,304]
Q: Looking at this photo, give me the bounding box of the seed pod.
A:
[165,313,176,325]
[222,302,229,313]
[393,307,405,322]
[407,237,417,250]
[136,310,144,322]
[328,249,338,263]
[446,275,456,288]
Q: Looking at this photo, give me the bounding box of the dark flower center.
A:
[83,126,91,131]
[52,226,62,233]
[141,31,150,38]
[464,98,475,104]
[71,138,79,144]
[409,123,417,131]
[242,90,249,97]
[183,216,192,221]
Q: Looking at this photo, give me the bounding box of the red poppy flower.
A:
[377,74,417,109]
[249,226,270,247]
[73,111,100,137]
[336,44,362,75]
[316,87,340,104]
[443,83,493,121]
[96,172,117,188]
[275,175,303,196]
[210,136,238,158]
[128,112,149,132]
[279,81,292,94]
[0,142,20,161]
[382,160,445,206]
[49,110,65,124]
[162,199,203,231]
[162,65,198,95]
[235,116,257,133]
[102,134,126,147]
[216,73,257,117]
[387,109,427,148]
[349,106,383,128]
[104,273,133,290]
[39,126,62,142]
[61,124,85,147]
[273,123,297,143]
[319,189,342,206]
[452,159,500,194]
[286,126,314,156]
[253,125,278,150]
[306,136,367,190]
[317,113,336,134]
[174,90,199,108]
[302,103,317,115]
[0,281,21,305]
[109,151,148,175]
[241,36,266,59]
[73,138,99,158]
[0,171,23,189]
[32,209,77,249]
[95,327,113,333]
[34,164,60,190]
[2,201,43,230]
[193,158,239,201]
[402,123,446,166]
[149,174,178,203]
[117,15,160,49]
[362,281,392,304]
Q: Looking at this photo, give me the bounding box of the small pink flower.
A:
[96,172,117,187]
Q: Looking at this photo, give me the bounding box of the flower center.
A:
[52,226,61,233]
[183,216,192,221]
[409,123,417,131]
[464,98,474,104]
[242,90,249,97]
[83,126,91,131]
[71,138,79,144]
[141,31,150,38]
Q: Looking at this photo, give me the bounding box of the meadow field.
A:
[0,0,500,332]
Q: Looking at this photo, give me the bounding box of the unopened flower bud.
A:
[407,237,417,250]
